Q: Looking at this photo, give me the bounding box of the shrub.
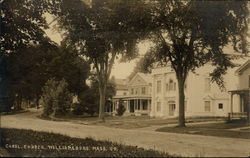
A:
[72,90,99,116]
[40,79,73,117]
[116,100,126,116]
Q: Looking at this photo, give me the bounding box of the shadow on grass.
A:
[156,119,250,139]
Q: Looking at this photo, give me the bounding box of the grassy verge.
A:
[0,128,174,157]
[41,113,226,129]
[156,120,250,139]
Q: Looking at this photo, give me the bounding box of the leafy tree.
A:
[73,75,116,116]
[128,55,154,81]
[116,99,126,116]
[1,0,59,110]
[6,42,90,111]
[46,44,90,95]
[40,78,73,117]
[56,0,150,120]
[140,1,249,127]
[6,45,57,110]
[1,0,57,54]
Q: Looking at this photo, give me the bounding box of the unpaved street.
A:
[1,111,249,157]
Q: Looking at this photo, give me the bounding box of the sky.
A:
[44,15,151,79]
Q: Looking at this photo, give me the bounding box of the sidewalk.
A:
[1,114,250,157]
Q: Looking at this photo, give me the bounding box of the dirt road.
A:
[1,111,249,157]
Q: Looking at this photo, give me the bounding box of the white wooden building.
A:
[150,58,250,118]
[112,73,152,116]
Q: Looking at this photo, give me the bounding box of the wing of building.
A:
[110,58,250,118]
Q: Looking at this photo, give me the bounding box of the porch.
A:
[228,88,250,122]
[111,97,151,116]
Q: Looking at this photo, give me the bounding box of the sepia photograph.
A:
[0,0,249,157]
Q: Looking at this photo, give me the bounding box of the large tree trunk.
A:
[98,83,106,122]
[177,76,186,127]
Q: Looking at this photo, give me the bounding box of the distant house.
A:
[150,58,249,118]
[112,73,152,116]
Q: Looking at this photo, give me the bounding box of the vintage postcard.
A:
[0,0,249,157]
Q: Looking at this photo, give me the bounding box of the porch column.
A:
[230,93,234,120]
[127,99,130,113]
[147,99,151,111]
[140,99,142,110]
[240,95,243,112]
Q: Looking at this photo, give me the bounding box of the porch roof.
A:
[228,88,250,95]
[113,95,151,100]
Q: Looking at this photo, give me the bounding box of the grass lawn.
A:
[0,128,174,157]
[43,112,226,129]
[156,119,250,139]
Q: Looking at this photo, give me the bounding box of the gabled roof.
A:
[235,59,250,75]
[128,72,152,86]
[137,73,152,84]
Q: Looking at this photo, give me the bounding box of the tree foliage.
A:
[73,75,116,116]
[0,0,58,53]
[40,78,73,117]
[55,0,151,120]
[140,0,249,126]
[0,0,61,111]
[6,44,90,111]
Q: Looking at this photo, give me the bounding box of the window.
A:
[131,88,134,95]
[157,81,161,93]
[157,102,161,112]
[166,83,169,91]
[142,87,146,94]
[169,80,174,91]
[218,103,223,109]
[123,92,127,96]
[205,78,211,92]
[174,82,176,91]
[205,101,211,112]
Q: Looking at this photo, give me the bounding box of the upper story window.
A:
[135,88,138,94]
[157,80,161,93]
[142,87,146,94]
[205,78,211,92]
[169,80,174,90]
[166,83,169,91]
[131,88,134,95]
[167,79,176,91]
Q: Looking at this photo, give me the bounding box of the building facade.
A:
[112,73,152,116]
[150,59,249,118]
[111,58,249,118]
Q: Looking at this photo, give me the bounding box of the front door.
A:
[169,104,175,116]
